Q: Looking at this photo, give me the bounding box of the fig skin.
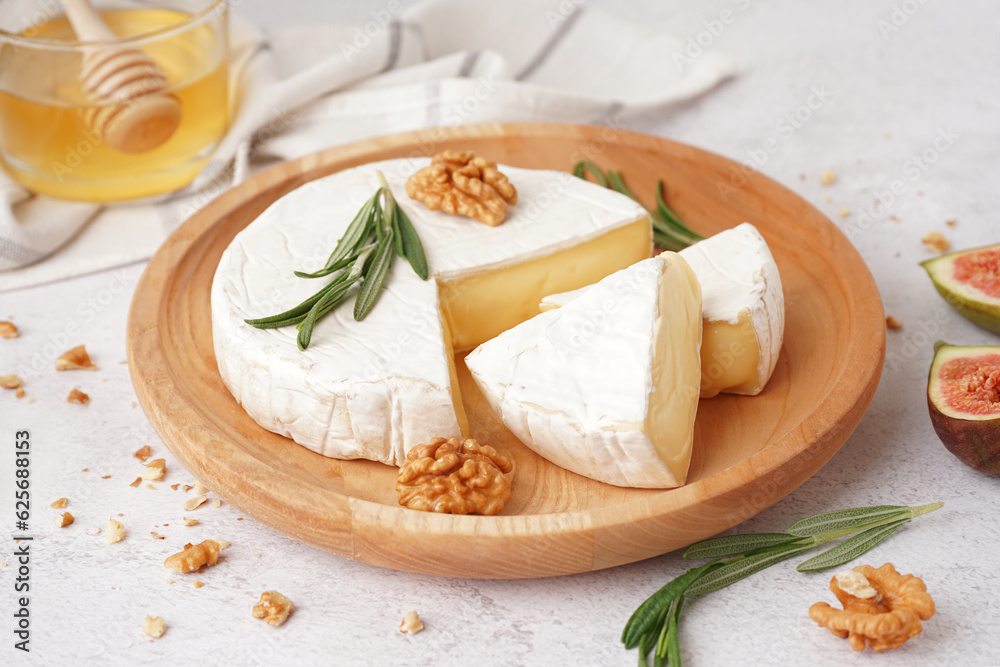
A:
[927,395,1000,476]
[927,341,1000,476]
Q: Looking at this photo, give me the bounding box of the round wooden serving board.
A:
[127,123,885,579]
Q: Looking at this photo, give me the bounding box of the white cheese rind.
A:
[211,158,648,465]
[540,223,785,396]
[466,254,702,488]
[676,223,784,395]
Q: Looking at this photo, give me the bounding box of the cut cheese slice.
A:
[540,223,784,398]
[466,252,703,488]
[211,158,651,466]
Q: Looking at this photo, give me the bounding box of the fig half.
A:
[927,341,1000,475]
[921,243,1000,334]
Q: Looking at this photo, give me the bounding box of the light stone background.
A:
[2,0,1000,664]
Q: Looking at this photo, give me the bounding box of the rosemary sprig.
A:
[572,160,704,251]
[244,171,429,350]
[622,501,943,665]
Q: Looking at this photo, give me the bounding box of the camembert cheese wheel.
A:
[211,158,651,466]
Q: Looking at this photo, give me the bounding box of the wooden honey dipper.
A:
[61,0,182,153]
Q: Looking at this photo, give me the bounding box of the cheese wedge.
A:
[540,223,784,398]
[211,158,651,465]
[466,253,703,488]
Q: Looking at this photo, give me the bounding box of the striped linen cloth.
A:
[0,0,737,291]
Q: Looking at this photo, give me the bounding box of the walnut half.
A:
[397,437,513,515]
[809,563,935,652]
[405,150,517,227]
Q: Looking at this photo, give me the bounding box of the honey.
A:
[0,7,228,201]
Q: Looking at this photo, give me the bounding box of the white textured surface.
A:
[2,0,1000,665]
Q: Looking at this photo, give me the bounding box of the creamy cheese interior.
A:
[442,216,651,350]
[646,255,703,483]
[699,310,762,397]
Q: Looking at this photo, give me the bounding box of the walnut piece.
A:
[183,517,199,527]
[820,169,837,185]
[406,150,517,227]
[55,345,97,371]
[51,497,68,509]
[143,458,166,481]
[922,230,951,253]
[0,321,18,338]
[55,512,74,527]
[183,494,208,511]
[400,611,425,635]
[67,388,90,405]
[143,615,166,639]
[0,374,22,389]
[397,437,513,515]
[252,590,294,626]
[809,563,935,652]
[192,481,209,495]
[885,316,903,330]
[164,539,221,573]
[106,518,125,544]
[133,445,151,462]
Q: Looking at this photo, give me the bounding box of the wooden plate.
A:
[127,123,884,579]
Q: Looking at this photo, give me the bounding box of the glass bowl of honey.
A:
[0,0,228,202]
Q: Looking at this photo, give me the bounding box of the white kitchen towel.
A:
[0,0,738,292]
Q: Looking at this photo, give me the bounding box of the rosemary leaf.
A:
[666,596,685,665]
[787,505,909,537]
[395,203,429,280]
[607,170,637,200]
[295,245,375,350]
[796,518,911,572]
[621,560,718,649]
[321,190,379,270]
[353,233,394,321]
[573,160,609,187]
[685,544,814,597]
[682,533,801,560]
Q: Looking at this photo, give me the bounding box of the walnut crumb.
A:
[101,475,112,480]
[820,169,838,185]
[837,207,851,218]
[182,484,193,492]
[55,512,74,528]
[400,611,425,635]
[143,458,166,481]
[945,219,957,227]
[217,539,230,550]
[151,532,165,540]
[51,497,68,509]
[143,615,165,639]
[67,388,90,405]
[170,484,179,491]
[15,388,25,399]
[165,578,174,585]
[130,477,142,488]
[253,553,262,559]
[106,518,125,544]
[164,540,221,573]
[183,494,208,511]
[0,321,18,338]
[183,517,199,527]
[133,445,151,462]
[192,481,209,495]
[90,526,101,535]
[0,374,23,389]
[145,483,156,490]
[922,231,951,253]
[406,150,517,226]
[252,591,294,627]
[193,580,205,589]
[886,316,903,330]
[55,345,97,371]
[211,499,221,509]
